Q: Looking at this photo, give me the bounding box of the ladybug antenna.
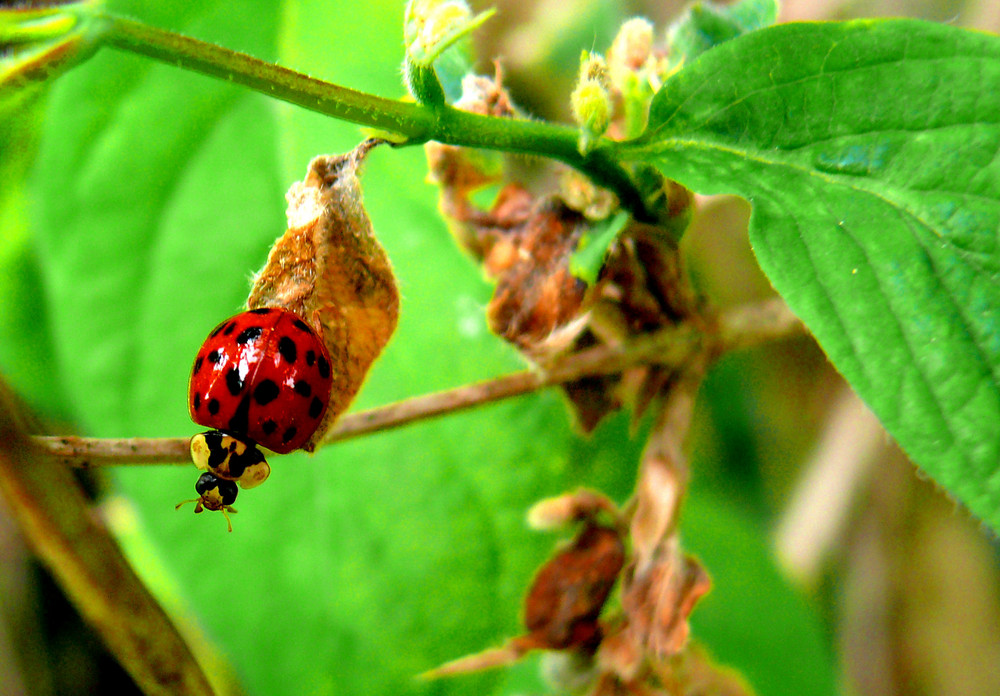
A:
[175,497,205,514]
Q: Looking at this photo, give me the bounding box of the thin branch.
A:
[33,298,805,468]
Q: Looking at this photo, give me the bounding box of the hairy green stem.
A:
[100,13,652,221]
[102,13,432,138]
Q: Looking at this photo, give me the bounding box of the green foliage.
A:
[570,211,629,284]
[623,19,1000,530]
[2,1,841,695]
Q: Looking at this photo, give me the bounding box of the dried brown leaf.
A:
[248,141,399,449]
[525,523,626,650]
[620,546,711,660]
[527,488,623,531]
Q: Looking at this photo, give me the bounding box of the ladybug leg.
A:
[220,506,238,533]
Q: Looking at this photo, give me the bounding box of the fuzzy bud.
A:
[608,17,654,86]
[404,0,493,67]
[570,52,612,154]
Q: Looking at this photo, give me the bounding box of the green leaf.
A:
[666,0,779,68]
[621,19,1000,529]
[0,90,68,418]
[570,210,629,284]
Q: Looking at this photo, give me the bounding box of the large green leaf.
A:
[16,1,834,694]
[621,19,1000,530]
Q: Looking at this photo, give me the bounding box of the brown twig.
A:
[32,297,805,468]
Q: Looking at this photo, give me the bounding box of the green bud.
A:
[608,17,654,86]
[403,0,494,67]
[570,52,611,154]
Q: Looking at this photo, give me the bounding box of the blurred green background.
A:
[1,1,998,695]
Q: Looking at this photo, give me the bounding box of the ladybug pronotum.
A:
[178,307,333,529]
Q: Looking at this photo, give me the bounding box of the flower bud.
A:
[570,52,611,154]
[608,17,654,86]
[404,0,493,67]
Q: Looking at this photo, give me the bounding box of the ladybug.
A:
[179,307,333,528]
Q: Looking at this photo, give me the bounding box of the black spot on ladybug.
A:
[279,336,297,364]
[249,308,272,315]
[225,367,244,395]
[223,322,237,336]
[253,379,279,405]
[227,394,251,434]
[209,322,227,338]
[193,356,204,375]
[292,318,311,332]
[208,349,222,364]
[193,392,202,411]
[305,350,316,367]
[318,356,331,379]
[208,398,220,415]
[262,419,277,435]
[237,326,263,345]
[309,396,323,419]
[293,380,311,397]
[281,426,297,444]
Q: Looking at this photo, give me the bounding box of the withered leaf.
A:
[524,523,626,650]
[620,548,711,660]
[248,141,399,449]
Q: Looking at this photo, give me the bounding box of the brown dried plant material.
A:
[485,198,592,356]
[423,520,626,680]
[590,641,756,696]
[527,488,624,531]
[597,373,711,687]
[524,523,627,650]
[426,74,701,430]
[618,544,711,661]
[247,140,399,450]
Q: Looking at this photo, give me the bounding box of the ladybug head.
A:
[175,472,239,532]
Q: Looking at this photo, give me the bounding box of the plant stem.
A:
[102,13,433,139]
[99,13,653,221]
[35,299,805,467]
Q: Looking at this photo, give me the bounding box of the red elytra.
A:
[188,307,333,453]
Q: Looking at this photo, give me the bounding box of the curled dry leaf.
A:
[524,522,627,650]
[247,140,399,450]
[527,487,624,531]
[618,543,711,662]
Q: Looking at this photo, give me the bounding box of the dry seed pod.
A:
[247,140,399,450]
